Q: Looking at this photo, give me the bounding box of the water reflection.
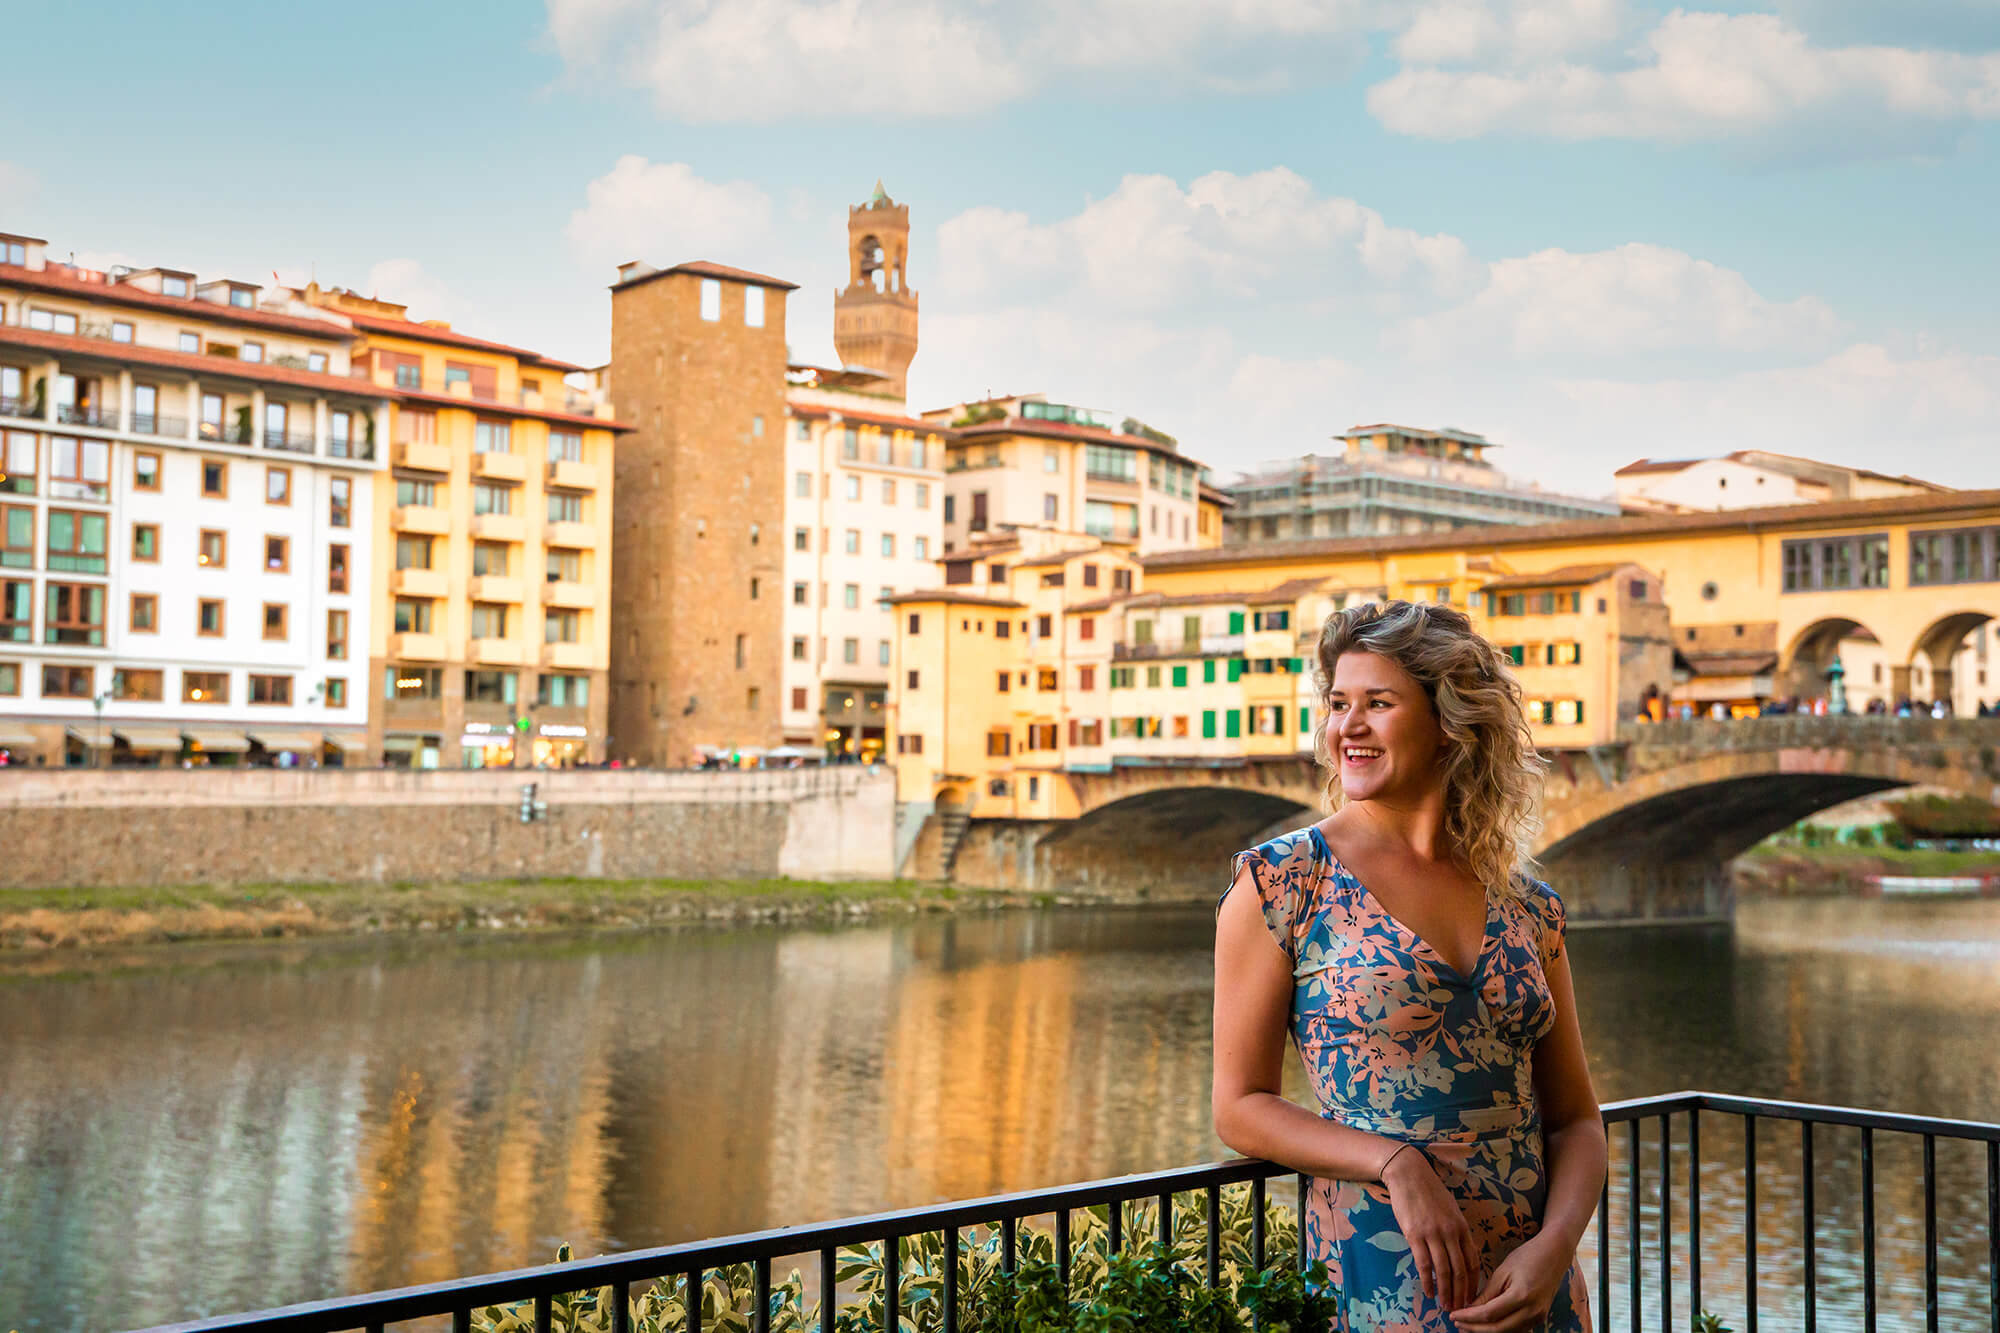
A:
[1,899,1997,1331]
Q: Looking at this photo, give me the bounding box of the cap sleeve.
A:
[1219,831,1321,966]
[1529,881,1567,969]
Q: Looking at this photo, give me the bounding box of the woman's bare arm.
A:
[1527,944,1607,1258]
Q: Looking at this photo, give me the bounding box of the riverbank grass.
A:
[0,874,986,952]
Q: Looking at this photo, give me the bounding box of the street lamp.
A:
[1827,656,1849,716]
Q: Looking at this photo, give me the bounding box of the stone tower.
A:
[833,181,919,400]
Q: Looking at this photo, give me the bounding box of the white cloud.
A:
[543,0,1382,121]
[564,156,776,270]
[1388,242,1843,368]
[1393,0,1634,68]
[1369,10,2000,157]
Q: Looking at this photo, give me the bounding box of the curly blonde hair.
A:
[1313,599,1546,897]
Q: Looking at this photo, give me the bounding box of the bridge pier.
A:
[1538,849,1733,924]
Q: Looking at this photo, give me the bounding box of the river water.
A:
[3,895,1998,1332]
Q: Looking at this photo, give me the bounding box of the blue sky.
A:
[3,0,1997,490]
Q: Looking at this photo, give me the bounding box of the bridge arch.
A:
[1780,616,1881,703]
[1033,784,1319,897]
[1904,610,1996,711]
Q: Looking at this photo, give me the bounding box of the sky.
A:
[2,0,1997,492]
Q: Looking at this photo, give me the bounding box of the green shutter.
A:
[1202,710,1217,739]
[1225,710,1241,739]
[1227,659,1244,682]
[1228,611,1245,634]
[1299,706,1309,734]
[1172,665,1188,688]
[1289,657,1304,673]
[1203,659,1216,683]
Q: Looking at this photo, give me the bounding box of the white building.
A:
[0,230,390,766]
[781,366,949,760]
[1615,450,1948,514]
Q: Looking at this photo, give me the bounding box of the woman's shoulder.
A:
[1234,823,1328,873]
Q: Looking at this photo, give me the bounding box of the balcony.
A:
[545,458,598,490]
[387,631,445,662]
[472,450,527,482]
[543,580,594,609]
[0,395,28,419]
[392,505,451,536]
[56,402,119,429]
[467,575,525,604]
[471,512,526,542]
[470,637,526,666]
[394,440,451,472]
[390,568,449,599]
[263,428,316,456]
[541,640,594,670]
[129,413,188,438]
[326,435,376,462]
[1112,639,1201,661]
[198,419,255,445]
[544,519,595,549]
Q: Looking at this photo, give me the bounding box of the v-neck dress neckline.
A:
[1306,823,1497,986]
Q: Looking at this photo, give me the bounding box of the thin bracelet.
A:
[1379,1141,1420,1179]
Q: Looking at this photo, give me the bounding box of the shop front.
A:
[459,722,519,769]
[532,721,590,768]
[820,683,887,763]
[382,734,441,769]
[182,729,251,766]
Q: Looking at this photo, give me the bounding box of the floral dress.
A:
[1223,825,1591,1333]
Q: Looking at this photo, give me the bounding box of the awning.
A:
[65,727,115,748]
[325,732,368,752]
[182,729,251,753]
[248,730,323,752]
[0,727,39,748]
[114,725,185,752]
[381,735,422,753]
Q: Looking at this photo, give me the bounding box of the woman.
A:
[1213,600,1605,1333]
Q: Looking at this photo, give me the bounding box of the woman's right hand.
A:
[1381,1144,1480,1313]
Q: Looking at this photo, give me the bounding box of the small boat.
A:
[1864,873,2000,898]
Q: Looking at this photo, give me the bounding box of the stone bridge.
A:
[945,717,2000,923]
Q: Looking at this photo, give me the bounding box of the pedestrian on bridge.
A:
[1214,598,1607,1333]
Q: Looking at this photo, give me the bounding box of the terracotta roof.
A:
[1142,488,2000,573]
[1479,563,1630,591]
[885,589,1025,609]
[1614,457,1700,476]
[1,263,356,340]
[937,542,1021,562]
[0,324,389,400]
[1065,576,1328,615]
[954,417,1209,471]
[1678,652,1779,677]
[614,260,800,294]
[393,386,632,433]
[1013,548,1119,568]
[341,311,584,372]
[1199,482,1236,506]
[786,401,950,434]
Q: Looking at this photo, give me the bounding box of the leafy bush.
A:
[1888,794,2000,839]
[472,1187,1334,1332]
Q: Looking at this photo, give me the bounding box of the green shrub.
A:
[472,1187,1333,1332]
[1888,794,2000,839]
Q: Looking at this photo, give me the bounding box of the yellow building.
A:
[303,286,625,768]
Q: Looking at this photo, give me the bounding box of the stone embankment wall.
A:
[0,767,895,889]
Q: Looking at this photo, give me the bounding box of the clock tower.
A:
[833,180,919,400]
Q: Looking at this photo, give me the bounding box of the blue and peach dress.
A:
[1223,825,1591,1333]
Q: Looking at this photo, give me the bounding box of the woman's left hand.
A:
[1449,1234,1574,1333]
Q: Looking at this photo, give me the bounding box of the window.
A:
[128,591,158,633]
[0,580,24,641]
[473,483,512,515]
[329,406,356,454]
[385,666,442,701]
[1252,609,1290,631]
[327,544,349,594]
[396,477,436,508]
[262,603,289,641]
[2,431,35,495]
[544,608,580,643]
[842,474,861,502]
[400,407,436,440]
[197,598,225,636]
[465,670,517,704]
[879,532,896,558]
[541,550,579,588]
[537,674,590,707]
[943,495,955,523]
[469,542,508,577]
[329,477,351,527]
[27,308,79,335]
[41,663,93,698]
[699,278,721,321]
[249,674,292,705]
[49,436,108,500]
[443,363,471,392]
[841,528,860,555]
[1553,699,1583,726]
[1113,568,1132,593]
[105,319,135,344]
[328,609,348,660]
[1909,526,2000,586]
[907,669,920,689]
[43,582,105,645]
[470,604,509,638]
[242,341,264,364]
[1146,665,1161,687]
[792,581,808,605]
[1085,443,1136,481]
[181,670,229,704]
[474,421,513,454]
[743,285,764,327]
[393,599,433,633]
[0,507,27,570]
[263,401,287,446]
[843,583,860,609]
[202,458,228,498]
[309,352,329,374]
[46,510,107,573]
[131,522,158,563]
[179,331,200,353]
[112,668,163,702]
[548,430,583,463]
[324,678,346,708]
[197,529,226,568]
[133,451,161,491]
[1781,533,1891,592]
[547,491,583,523]
[264,535,289,573]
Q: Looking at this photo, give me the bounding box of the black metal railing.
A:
[264,428,317,454]
[135,1091,2000,1333]
[131,412,189,438]
[199,420,255,444]
[57,401,118,428]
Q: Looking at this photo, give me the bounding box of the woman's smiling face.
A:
[1326,650,1446,802]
